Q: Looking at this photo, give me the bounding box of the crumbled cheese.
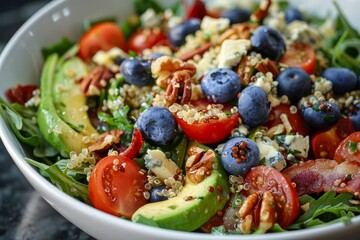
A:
[92,47,128,67]
[286,21,322,49]
[218,39,251,68]
[201,16,230,35]
[314,76,333,95]
[280,134,310,158]
[251,72,280,107]
[140,8,161,28]
[255,134,287,171]
[144,149,180,180]
[167,15,183,29]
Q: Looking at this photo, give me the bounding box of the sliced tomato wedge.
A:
[120,128,143,159]
[88,155,148,218]
[264,103,310,136]
[334,131,360,163]
[174,99,239,144]
[311,118,355,160]
[279,43,316,75]
[6,84,38,105]
[127,28,168,54]
[243,165,299,228]
[78,22,126,61]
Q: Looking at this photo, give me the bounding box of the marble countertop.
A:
[0,1,93,239]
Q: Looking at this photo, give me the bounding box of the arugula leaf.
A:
[26,157,90,204]
[288,191,360,230]
[0,97,57,157]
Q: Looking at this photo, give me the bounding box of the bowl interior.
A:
[0,0,359,240]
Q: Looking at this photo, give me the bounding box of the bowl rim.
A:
[0,0,360,239]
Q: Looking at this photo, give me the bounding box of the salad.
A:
[1,0,360,235]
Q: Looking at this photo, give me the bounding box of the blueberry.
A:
[149,185,168,202]
[321,67,358,95]
[302,101,341,130]
[250,26,286,61]
[349,103,360,131]
[221,8,251,25]
[238,85,270,128]
[168,18,201,47]
[120,58,154,86]
[201,68,241,103]
[136,107,178,147]
[285,7,303,23]
[221,137,260,177]
[276,67,312,104]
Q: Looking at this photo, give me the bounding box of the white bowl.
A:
[0,0,359,239]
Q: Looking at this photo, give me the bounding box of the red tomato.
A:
[78,22,126,61]
[120,128,143,159]
[243,165,300,228]
[185,0,207,20]
[279,44,316,75]
[311,118,355,160]
[88,155,148,218]
[127,28,168,54]
[264,103,310,136]
[174,100,239,144]
[6,85,38,105]
[334,131,360,163]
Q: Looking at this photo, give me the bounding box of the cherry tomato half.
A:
[264,103,310,136]
[127,28,168,54]
[311,118,355,160]
[88,155,148,218]
[6,84,38,105]
[174,100,239,144]
[78,22,126,61]
[120,128,144,159]
[279,43,316,75]
[334,131,360,163]
[243,165,300,228]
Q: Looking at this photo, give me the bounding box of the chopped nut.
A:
[88,129,123,152]
[80,66,115,96]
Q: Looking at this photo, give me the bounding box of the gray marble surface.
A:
[0,1,94,239]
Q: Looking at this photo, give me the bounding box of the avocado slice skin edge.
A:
[37,54,98,157]
[132,141,230,231]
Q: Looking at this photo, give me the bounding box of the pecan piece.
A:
[251,0,272,22]
[236,56,253,86]
[151,56,196,88]
[165,71,192,105]
[178,42,212,61]
[256,58,280,78]
[187,149,215,184]
[80,65,114,96]
[88,129,123,152]
[237,191,277,234]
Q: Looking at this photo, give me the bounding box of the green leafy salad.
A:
[1,0,360,236]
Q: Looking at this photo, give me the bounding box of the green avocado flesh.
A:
[132,143,229,231]
[37,54,98,157]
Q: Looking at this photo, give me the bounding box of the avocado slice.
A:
[132,142,230,231]
[37,54,98,157]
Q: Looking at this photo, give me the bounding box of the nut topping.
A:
[80,65,115,96]
[88,129,123,152]
[256,58,280,78]
[237,190,277,233]
[186,148,216,184]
